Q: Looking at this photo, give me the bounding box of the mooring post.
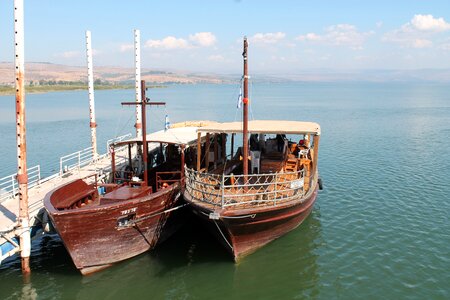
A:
[86,30,98,160]
[134,29,142,138]
[14,0,31,275]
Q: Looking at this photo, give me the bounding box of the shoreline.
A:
[0,84,168,96]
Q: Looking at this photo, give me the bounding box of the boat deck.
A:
[185,154,311,211]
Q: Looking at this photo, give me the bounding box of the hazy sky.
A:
[1,0,450,74]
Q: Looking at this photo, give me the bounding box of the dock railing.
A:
[1,133,133,204]
[106,133,132,153]
[59,147,95,176]
[185,166,307,208]
[1,165,40,204]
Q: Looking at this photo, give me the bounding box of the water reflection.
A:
[230,209,322,299]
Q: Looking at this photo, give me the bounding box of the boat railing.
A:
[185,167,308,208]
[156,171,182,191]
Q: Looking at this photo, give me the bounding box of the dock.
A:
[0,135,131,264]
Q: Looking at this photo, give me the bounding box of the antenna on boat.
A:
[85,30,98,160]
[14,0,31,276]
[134,29,142,138]
[242,36,249,184]
[122,80,165,186]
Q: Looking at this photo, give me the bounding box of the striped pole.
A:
[14,0,31,275]
[86,30,98,160]
[134,29,142,138]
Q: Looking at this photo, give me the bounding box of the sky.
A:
[1,0,450,74]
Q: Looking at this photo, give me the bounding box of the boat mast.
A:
[140,80,149,186]
[122,80,165,186]
[242,37,249,182]
[14,0,31,275]
[85,30,98,160]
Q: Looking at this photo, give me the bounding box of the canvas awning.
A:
[197,120,321,135]
[115,125,209,147]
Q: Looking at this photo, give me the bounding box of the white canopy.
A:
[115,121,215,147]
[197,120,321,135]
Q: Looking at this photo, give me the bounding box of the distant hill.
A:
[1,62,449,85]
[0,62,232,85]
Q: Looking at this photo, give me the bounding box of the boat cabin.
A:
[109,124,210,193]
[184,120,321,208]
[48,123,211,211]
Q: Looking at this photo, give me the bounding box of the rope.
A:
[221,214,256,219]
[200,209,256,219]
[114,106,134,140]
[126,201,189,227]
[213,220,233,250]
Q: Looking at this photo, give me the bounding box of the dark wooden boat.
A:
[44,82,211,274]
[183,38,322,261]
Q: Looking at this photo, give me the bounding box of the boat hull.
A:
[45,183,182,275]
[185,184,318,261]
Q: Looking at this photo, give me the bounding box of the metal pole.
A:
[134,30,142,138]
[221,175,225,208]
[14,0,31,275]
[213,134,218,168]
[231,133,234,158]
[121,82,165,187]
[196,132,201,171]
[86,30,98,160]
[141,80,148,186]
[242,37,249,186]
[111,146,116,183]
[180,144,185,180]
[205,133,210,169]
[312,134,320,179]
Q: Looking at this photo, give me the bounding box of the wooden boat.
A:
[44,82,211,274]
[183,38,322,261]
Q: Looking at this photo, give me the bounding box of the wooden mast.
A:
[242,37,249,183]
[14,0,31,275]
[140,80,149,186]
[122,80,165,187]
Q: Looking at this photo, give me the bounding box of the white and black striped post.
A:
[134,29,142,138]
[86,30,98,160]
[14,0,31,275]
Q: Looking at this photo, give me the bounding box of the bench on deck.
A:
[51,179,97,210]
[101,185,153,202]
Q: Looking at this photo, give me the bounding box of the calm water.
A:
[0,82,449,299]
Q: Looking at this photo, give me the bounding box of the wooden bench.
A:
[51,179,97,210]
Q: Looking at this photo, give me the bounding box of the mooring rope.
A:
[127,202,189,227]
[221,214,256,219]
[213,220,233,250]
[199,210,256,220]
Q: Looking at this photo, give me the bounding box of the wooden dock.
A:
[0,143,130,263]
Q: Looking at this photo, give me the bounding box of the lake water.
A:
[0,83,449,299]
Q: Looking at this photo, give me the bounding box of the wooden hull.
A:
[45,183,182,275]
[185,183,318,261]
